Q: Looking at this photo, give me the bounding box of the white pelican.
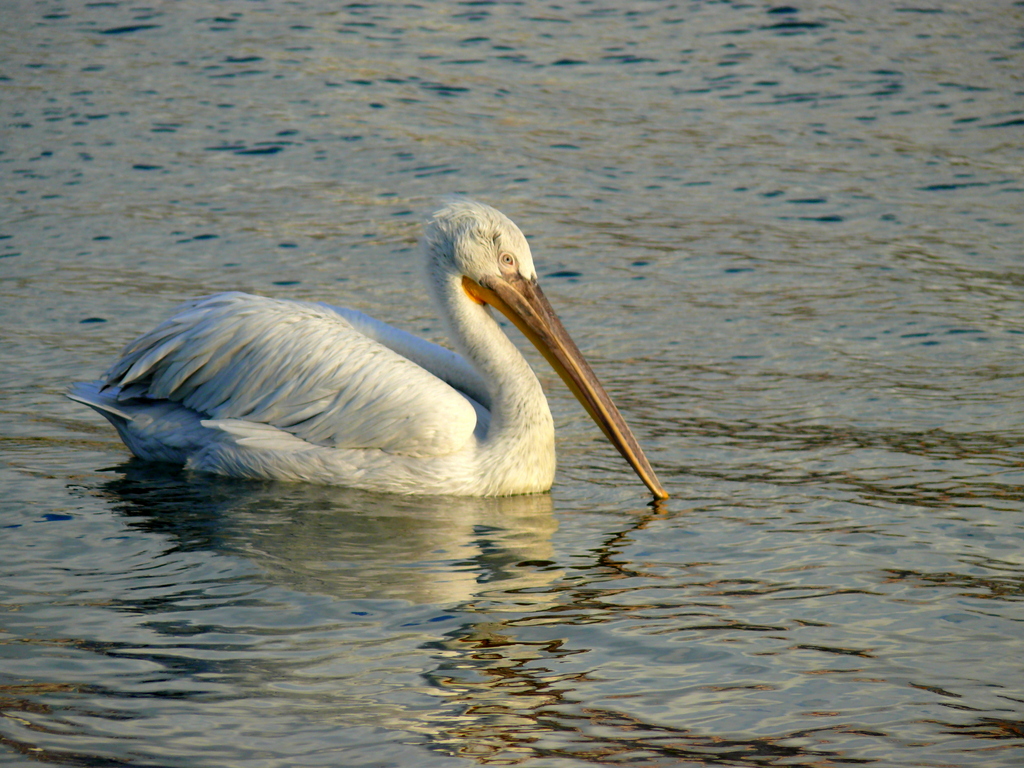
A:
[69,200,668,499]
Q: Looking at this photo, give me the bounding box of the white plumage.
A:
[69,201,667,498]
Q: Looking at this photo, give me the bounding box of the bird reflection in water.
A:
[83,466,851,766]
[93,462,562,606]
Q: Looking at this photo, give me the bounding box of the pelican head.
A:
[423,199,537,284]
[423,200,669,500]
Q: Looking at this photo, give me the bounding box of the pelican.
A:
[69,201,668,499]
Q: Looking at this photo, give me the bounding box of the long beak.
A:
[463,274,669,500]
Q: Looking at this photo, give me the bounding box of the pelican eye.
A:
[499,252,516,267]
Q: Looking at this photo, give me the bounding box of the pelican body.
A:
[69,201,667,498]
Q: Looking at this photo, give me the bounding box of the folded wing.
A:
[102,292,482,458]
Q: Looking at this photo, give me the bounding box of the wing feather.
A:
[318,303,491,410]
[102,292,480,457]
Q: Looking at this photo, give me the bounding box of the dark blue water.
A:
[2,1,1023,765]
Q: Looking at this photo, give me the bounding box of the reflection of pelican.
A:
[99,466,561,605]
[69,201,667,498]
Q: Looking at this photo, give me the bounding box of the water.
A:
[2,0,1023,765]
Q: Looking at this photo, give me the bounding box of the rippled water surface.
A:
[3,1,1024,765]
